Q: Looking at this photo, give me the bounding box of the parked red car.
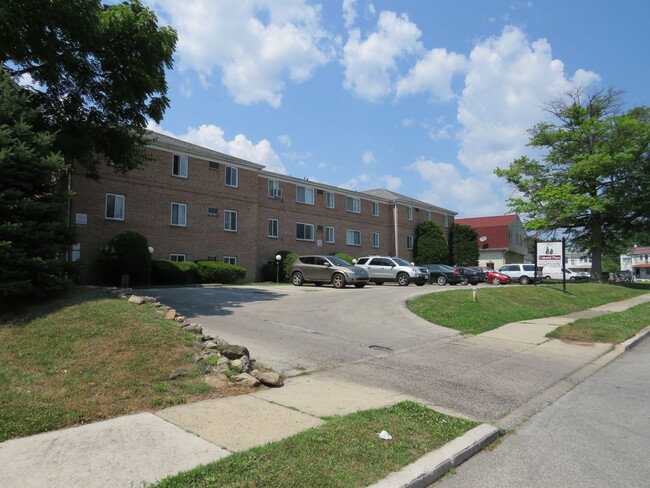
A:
[469,266,512,285]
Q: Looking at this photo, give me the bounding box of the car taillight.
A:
[453,269,460,275]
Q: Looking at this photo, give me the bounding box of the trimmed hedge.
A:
[151,260,200,285]
[196,261,246,284]
[333,252,354,264]
[98,231,151,286]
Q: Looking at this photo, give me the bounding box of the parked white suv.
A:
[354,256,428,286]
[497,263,541,285]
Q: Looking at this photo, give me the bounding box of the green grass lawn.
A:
[154,401,481,488]
[0,289,248,442]
[407,283,648,335]
[548,301,650,343]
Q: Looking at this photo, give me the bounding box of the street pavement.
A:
[436,338,650,488]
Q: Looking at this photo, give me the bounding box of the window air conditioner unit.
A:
[273,188,283,198]
[317,189,324,195]
[317,225,323,231]
[209,161,220,170]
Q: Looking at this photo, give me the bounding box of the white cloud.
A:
[338,172,402,192]
[362,150,376,165]
[379,175,402,191]
[342,0,357,28]
[278,134,292,147]
[147,121,286,174]
[148,0,333,107]
[456,26,600,177]
[396,48,467,101]
[342,11,423,101]
[409,158,503,216]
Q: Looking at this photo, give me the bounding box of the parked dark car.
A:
[424,264,465,286]
[468,266,512,285]
[454,266,483,285]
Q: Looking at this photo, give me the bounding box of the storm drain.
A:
[369,345,393,352]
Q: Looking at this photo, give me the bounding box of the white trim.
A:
[105,193,125,221]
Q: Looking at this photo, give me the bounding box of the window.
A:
[425,210,432,221]
[105,193,125,221]
[406,235,414,250]
[172,155,188,177]
[225,166,238,187]
[326,226,335,243]
[223,256,237,265]
[209,161,220,170]
[296,185,314,204]
[169,254,186,262]
[325,191,335,208]
[268,179,282,198]
[372,201,380,216]
[296,222,314,241]
[207,207,218,216]
[346,196,361,213]
[268,218,279,238]
[407,206,413,221]
[224,210,238,232]
[171,202,187,227]
[206,255,217,261]
[372,232,380,248]
[346,229,361,246]
[442,214,449,227]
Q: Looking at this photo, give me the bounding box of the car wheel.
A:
[544,275,551,280]
[292,272,304,286]
[397,272,410,286]
[437,275,447,286]
[331,273,346,289]
[569,276,576,281]
[519,276,530,285]
[460,277,469,286]
[354,283,366,288]
[491,277,501,285]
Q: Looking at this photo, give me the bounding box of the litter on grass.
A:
[378,430,392,440]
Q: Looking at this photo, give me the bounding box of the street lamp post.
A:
[275,254,282,283]
[148,246,154,286]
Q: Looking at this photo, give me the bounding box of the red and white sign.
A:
[537,241,563,268]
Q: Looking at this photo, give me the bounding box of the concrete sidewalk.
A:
[1,293,649,488]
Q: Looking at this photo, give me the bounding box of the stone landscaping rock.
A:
[191,341,204,352]
[197,361,213,374]
[220,345,250,360]
[215,357,230,374]
[204,374,230,389]
[181,323,203,334]
[231,355,250,373]
[202,341,219,350]
[231,373,260,387]
[165,309,177,320]
[169,366,194,380]
[175,316,186,323]
[142,296,157,303]
[128,295,145,305]
[253,371,284,387]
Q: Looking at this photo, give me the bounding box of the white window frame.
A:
[224,210,238,232]
[346,229,361,246]
[296,185,315,205]
[225,166,238,188]
[442,214,449,227]
[268,179,281,197]
[268,218,279,238]
[407,235,414,250]
[296,222,314,241]
[372,232,380,248]
[346,196,361,214]
[172,154,188,178]
[407,206,413,221]
[223,256,237,265]
[325,226,335,244]
[105,193,125,221]
[425,210,432,221]
[372,201,380,217]
[170,202,187,227]
[325,191,335,209]
[169,253,186,262]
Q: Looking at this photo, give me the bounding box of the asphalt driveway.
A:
[147,283,612,423]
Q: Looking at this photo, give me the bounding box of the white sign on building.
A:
[537,241,563,268]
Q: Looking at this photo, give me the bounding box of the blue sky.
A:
[144,0,650,218]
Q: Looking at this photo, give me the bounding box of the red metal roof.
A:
[455,215,518,250]
[629,246,650,255]
[455,215,517,227]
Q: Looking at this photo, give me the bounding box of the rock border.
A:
[107,288,284,388]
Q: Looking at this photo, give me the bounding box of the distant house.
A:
[455,215,529,269]
[565,251,592,273]
[620,246,650,281]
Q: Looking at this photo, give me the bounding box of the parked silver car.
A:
[354,256,428,286]
[290,255,370,288]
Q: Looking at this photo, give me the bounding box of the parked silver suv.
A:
[354,256,428,286]
[290,255,370,288]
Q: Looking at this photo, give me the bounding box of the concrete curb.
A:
[620,324,650,350]
[367,424,500,488]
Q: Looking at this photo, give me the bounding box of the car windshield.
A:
[327,256,352,267]
[392,258,412,266]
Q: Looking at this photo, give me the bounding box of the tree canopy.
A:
[450,224,479,266]
[496,88,650,278]
[413,221,449,264]
[0,0,177,177]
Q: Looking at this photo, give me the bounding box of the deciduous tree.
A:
[414,221,449,264]
[450,224,479,266]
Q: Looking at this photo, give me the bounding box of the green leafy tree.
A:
[495,88,650,280]
[413,221,449,264]
[450,224,479,266]
[0,70,76,301]
[1,0,177,177]
[98,231,151,286]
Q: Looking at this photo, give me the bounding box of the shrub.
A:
[195,261,246,284]
[333,252,354,264]
[282,252,298,281]
[151,260,200,285]
[98,231,151,286]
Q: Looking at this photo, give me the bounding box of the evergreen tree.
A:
[0,71,76,301]
[413,221,449,264]
[450,224,479,266]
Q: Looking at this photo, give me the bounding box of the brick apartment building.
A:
[70,131,457,283]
